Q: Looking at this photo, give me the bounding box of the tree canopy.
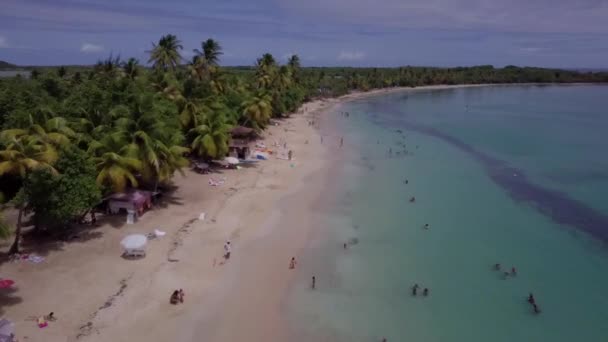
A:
[0,33,607,248]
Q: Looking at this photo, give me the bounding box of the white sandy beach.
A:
[0,85,492,342]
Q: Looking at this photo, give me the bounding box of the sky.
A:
[1,0,608,68]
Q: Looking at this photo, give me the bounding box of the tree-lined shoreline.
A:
[1,34,607,252]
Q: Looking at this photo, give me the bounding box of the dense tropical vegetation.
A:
[1,34,607,252]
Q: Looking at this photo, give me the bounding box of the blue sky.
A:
[1,0,608,68]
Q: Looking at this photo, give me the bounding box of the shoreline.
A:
[1,82,598,342]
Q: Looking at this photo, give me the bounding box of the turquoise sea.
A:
[286,85,608,342]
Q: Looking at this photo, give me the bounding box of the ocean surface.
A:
[286,85,608,342]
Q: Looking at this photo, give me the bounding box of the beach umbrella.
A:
[0,319,14,341]
[0,279,15,289]
[120,234,147,250]
[224,156,240,165]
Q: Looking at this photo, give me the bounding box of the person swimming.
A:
[528,293,535,305]
[424,224,429,230]
[409,197,416,203]
[533,304,541,314]
[494,263,501,271]
[423,288,429,296]
[511,267,517,276]
[412,284,419,296]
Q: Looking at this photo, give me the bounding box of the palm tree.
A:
[0,139,58,177]
[0,139,58,254]
[94,54,122,77]
[178,99,201,130]
[275,66,293,91]
[257,53,276,70]
[193,39,223,66]
[94,152,142,192]
[122,58,140,80]
[114,95,189,189]
[147,34,183,72]
[1,116,74,149]
[287,54,300,69]
[287,54,301,83]
[241,94,272,129]
[255,53,277,90]
[187,55,210,83]
[188,112,231,159]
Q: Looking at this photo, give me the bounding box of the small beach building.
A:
[106,190,154,216]
[229,126,256,159]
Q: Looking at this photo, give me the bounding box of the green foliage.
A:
[1,33,607,210]
[148,34,183,72]
[24,147,101,230]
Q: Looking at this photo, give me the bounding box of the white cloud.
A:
[337,51,365,61]
[80,43,104,53]
[519,47,543,53]
[0,36,7,48]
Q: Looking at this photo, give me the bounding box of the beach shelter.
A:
[120,234,147,257]
[107,190,153,215]
[0,319,15,342]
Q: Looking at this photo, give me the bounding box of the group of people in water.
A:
[494,264,541,314]
[494,263,517,279]
[411,283,430,297]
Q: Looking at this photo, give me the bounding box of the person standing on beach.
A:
[340,137,344,147]
[289,257,297,269]
[224,241,231,260]
[312,276,316,289]
[288,150,293,161]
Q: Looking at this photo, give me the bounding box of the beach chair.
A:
[124,248,146,258]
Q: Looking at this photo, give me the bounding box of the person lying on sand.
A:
[44,312,56,321]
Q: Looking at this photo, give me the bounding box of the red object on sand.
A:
[0,279,15,288]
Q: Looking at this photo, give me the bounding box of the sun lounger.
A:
[124,249,146,258]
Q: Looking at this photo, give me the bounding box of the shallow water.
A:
[286,85,608,342]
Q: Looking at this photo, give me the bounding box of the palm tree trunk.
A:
[8,205,24,255]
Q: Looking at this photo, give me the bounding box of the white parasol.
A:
[224,156,240,165]
[120,234,147,250]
